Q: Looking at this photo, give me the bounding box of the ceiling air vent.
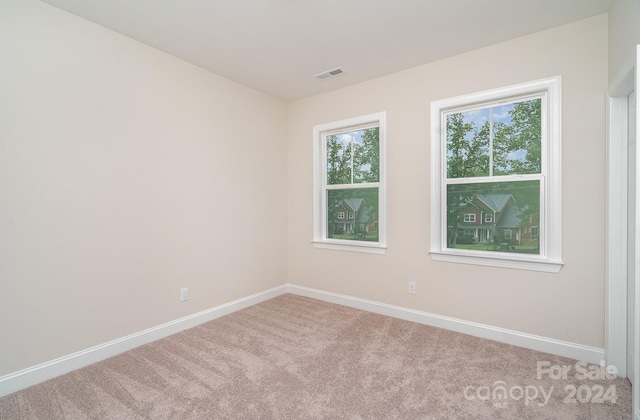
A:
[315,67,345,80]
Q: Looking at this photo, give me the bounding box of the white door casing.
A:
[606,44,639,419]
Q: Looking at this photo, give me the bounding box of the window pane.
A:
[326,133,352,185]
[446,180,540,254]
[327,187,378,242]
[326,127,379,185]
[354,127,379,183]
[492,99,541,175]
[447,98,541,178]
[446,110,490,178]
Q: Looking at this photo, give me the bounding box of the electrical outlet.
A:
[408,282,416,294]
[180,288,188,301]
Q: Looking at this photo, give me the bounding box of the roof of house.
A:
[342,198,364,212]
[356,205,370,223]
[495,204,521,228]
[476,194,514,212]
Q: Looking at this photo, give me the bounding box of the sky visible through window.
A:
[461,104,526,171]
[327,129,373,184]
[326,127,379,185]
[446,98,541,179]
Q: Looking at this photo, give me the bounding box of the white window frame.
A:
[429,76,563,272]
[337,211,345,219]
[313,112,387,254]
[464,213,476,223]
[484,214,493,223]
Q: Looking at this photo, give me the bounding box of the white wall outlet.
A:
[180,287,188,301]
[408,282,416,294]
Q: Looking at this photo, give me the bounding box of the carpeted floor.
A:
[0,294,632,419]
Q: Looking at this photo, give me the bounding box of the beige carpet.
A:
[0,294,632,419]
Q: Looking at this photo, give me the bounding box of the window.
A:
[337,212,345,219]
[313,112,386,254]
[464,213,476,223]
[430,77,562,272]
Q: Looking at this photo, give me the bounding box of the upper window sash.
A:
[443,94,545,179]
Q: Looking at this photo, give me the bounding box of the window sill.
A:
[430,250,563,273]
[313,240,387,255]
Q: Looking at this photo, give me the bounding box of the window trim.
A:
[429,77,563,272]
[313,112,387,254]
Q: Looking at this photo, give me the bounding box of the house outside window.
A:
[337,212,345,219]
[464,213,476,223]
[313,112,386,254]
[430,77,562,272]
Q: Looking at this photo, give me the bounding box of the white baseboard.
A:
[0,285,288,398]
[0,283,607,398]
[287,284,605,365]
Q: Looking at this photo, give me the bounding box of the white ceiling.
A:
[40,0,612,102]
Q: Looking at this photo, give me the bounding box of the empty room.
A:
[1,0,639,418]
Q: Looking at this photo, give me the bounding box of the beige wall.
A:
[608,0,640,81]
[0,0,287,376]
[287,15,609,348]
[0,0,615,379]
